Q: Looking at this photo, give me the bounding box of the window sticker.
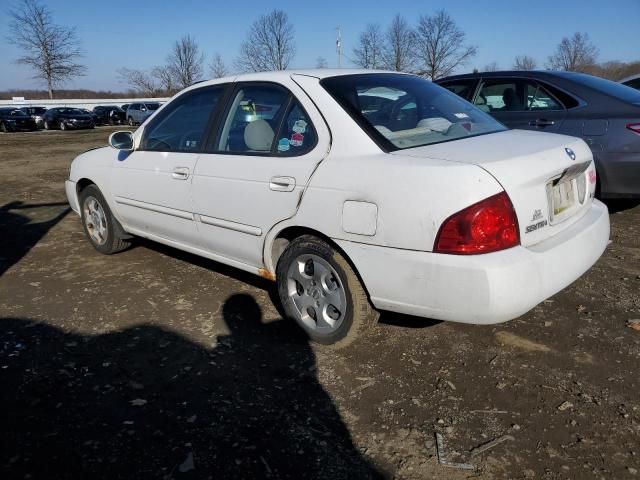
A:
[292,119,307,134]
[290,132,304,147]
[454,113,469,119]
[277,138,290,151]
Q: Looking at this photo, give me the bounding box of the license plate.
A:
[550,180,575,219]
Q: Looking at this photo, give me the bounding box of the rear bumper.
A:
[336,200,610,324]
[597,151,640,198]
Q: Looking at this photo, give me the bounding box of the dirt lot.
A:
[1,128,639,480]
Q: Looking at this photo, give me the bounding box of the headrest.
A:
[244,119,274,151]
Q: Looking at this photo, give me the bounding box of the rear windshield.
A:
[0,108,28,116]
[145,103,160,110]
[321,74,506,151]
[560,72,640,103]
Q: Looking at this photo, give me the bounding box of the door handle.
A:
[269,176,295,192]
[172,167,190,180]
[529,118,555,127]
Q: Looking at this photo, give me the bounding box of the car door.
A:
[110,85,226,247]
[191,81,330,268]
[473,77,567,132]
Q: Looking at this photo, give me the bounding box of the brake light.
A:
[434,191,520,255]
[627,123,640,134]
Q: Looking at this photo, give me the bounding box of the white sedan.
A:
[65,69,610,346]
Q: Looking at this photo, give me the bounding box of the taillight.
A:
[434,191,520,255]
[627,123,640,134]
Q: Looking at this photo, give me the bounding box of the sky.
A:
[0,0,639,91]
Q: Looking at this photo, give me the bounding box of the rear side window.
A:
[141,86,224,152]
[476,79,563,112]
[623,78,640,90]
[215,83,317,156]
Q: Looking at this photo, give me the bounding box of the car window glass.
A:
[321,74,506,150]
[476,80,525,111]
[625,78,640,90]
[141,86,223,152]
[216,85,289,153]
[526,83,562,111]
[274,101,317,155]
[440,80,477,100]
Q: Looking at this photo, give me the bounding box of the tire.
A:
[60,122,67,131]
[79,184,130,255]
[0,122,7,133]
[276,235,379,347]
[44,121,50,130]
[128,116,134,126]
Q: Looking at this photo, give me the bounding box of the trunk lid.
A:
[395,129,597,247]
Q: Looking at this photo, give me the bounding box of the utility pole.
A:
[336,26,342,68]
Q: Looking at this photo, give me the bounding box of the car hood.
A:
[394,129,598,247]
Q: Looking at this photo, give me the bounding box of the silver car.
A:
[126,102,160,126]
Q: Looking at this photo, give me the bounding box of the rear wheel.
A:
[128,116,134,126]
[0,122,7,133]
[276,235,379,347]
[60,122,67,131]
[43,121,50,130]
[79,185,130,254]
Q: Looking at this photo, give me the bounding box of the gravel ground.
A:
[1,128,639,480]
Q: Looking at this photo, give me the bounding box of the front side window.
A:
[322,74,505,151]
[141,86,224,152]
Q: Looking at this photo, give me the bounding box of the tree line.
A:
[5,0,640,99]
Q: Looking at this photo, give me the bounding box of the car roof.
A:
[193,68,409,88]
[436,70,575,82]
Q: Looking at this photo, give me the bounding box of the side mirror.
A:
[140,107,147,112]
[109,131,134,151]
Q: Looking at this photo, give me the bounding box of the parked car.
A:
[79,108,99,124]
[620,74,640,91]
[93,105,126,125]
[19,106,47,128]
[0,107,37,132]
[43,107,95,130]
[126,102,160,125]
[65,70,609,346]
[436,71,640,198]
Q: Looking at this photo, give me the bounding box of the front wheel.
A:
[128,117,134,126]
[79,185,130,254]
[43,121,50,130]
[60,122,67,131]
[0,122,7,133]
[276,236,379,347]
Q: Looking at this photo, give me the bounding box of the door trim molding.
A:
[199,214,262,236]
[114,196,194,221]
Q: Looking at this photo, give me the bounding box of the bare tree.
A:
[7,0,86,99]
[151,65,176,93]
[236,10,296,72]
[483,62,500,72]
[415,10,477,80]
[547,32,598,72]
[315,56,328,69]
[513,55,537,70]
[209,53,229,78]
[116,68,162,97]
[167,35,204,89]
[382,15,417,72]
[352,23,385,69]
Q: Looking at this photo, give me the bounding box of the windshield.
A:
[559,72,640,103]
[145,103,160,110]
[321,74,506,150]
